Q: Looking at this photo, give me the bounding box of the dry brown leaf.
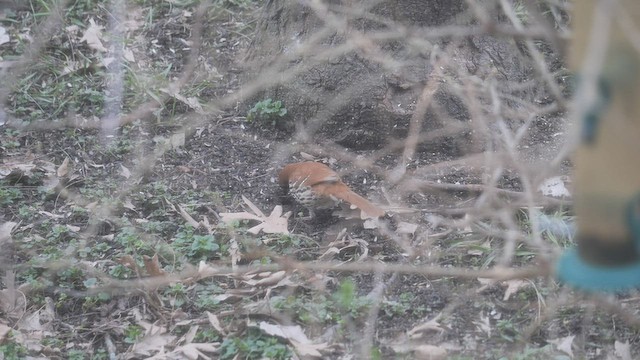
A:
[206,312,227,336]
[181,325,199,344]
[300,152,316,160]
[37,210,64,219]
[412,344,447,360]
[0,271,25,321]
[407,314,445,339]
[66,224,81,232]
[80,18,107,52]
[120,164,131,179]
[0,323,10,341]
[474,314,491,337]
[228,235,241,266]
[0,26,9,46]
[171,132,186,148]
[152,133,186,155]
[117,255,140,273]
[178,204,200,228]
[549,335,574,358]
[0,221,16,243]
[143,254,166,277]
[175,93,204,114]
[244,271,287,287]
[123,48,135,62]
[212,293,243,304]
[171,343,219,360]
[615,340,632,360]
[219,196,290,234]
[502,279,529,301]
[123,198,137,211]
[132,332,176,355]
[257,322,326,358]
[390,343,447,359]
[56,157,70,177]
[17,310,44,331]
[0,162,36,181]
[318,246,340,261]
[397,221,418,235]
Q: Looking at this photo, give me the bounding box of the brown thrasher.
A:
[278,161,385,219]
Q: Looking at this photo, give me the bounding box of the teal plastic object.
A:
[556,248,640,292]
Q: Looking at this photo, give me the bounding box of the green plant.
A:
[219,329,291,360]
[68,349,86,360]
[2,129,21,149]
[115,227,154,254]
[17,205,36,218]
[0,338,27,360]
[213,0,256,9]
[91,348,109,360]
[512,1,529,24]
[173,227,220,262]
[382,292,426,317]
[42,336,65,349]
[334,278,372,318]
[247,98,287,125]
[124,325,144,344]
[194,282,225,310]
[55,267,87,292]
[194,328,220,342]
[164,283,188,308]
[496,319,519,343]
[109,264,134,279]
[0,186,23,206]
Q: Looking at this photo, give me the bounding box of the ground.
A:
[0,1,639,359]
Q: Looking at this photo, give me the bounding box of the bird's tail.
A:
[335,189,385,219]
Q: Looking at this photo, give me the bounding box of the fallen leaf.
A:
[65,225,81,232]
[256,322,326,358]
[123,48,135,62]
[17,310,43,331]
[390,343,447,359]
[244,271,287,287]
[143,254,166,277]
[474,314,491,337]
[117,255,140,273]
[397,221,418,235]
[171,132,186,148]
[80,18,108,52]
[178,204,200,228]
[502,279,528,301]
[412,344,447,359]
[172,342,219,359]
[120,164,131,179]
[615,340,632,360]
[132,333,176,355]
[228,236,241,266]
[123,198,136,211]
[0,323,10,341]
[363,218,379,229]
[169,92,204,114]
[407,314,445,339]
[0,26,9,45]
[0,270,25,321]
[538,176,571,198]
[0,221,16,243]
[219,196,290,234]
[206,312,227,336]
[549,335,574,358]
[57,157,70,177]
